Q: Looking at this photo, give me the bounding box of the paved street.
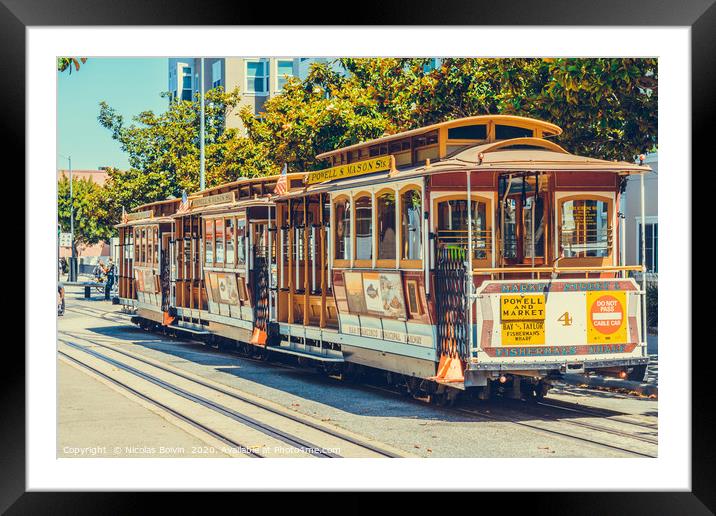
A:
[58,289,658,458]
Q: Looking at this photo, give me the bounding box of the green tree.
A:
[99,87,248,209]
[339,58,657,161]
[57,57,87,74]
[57,175,116,249]
[239,63,389,173]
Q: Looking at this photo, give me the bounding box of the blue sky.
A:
[57,58,168,170]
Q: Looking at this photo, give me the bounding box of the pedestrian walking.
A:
[104,258,116,301]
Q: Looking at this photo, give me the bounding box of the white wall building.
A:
[168,57,342,134]
[623,151,658,273]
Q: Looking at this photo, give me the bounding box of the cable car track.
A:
[454,407,657,458]
[61,303,657,457]
[58,350,263,458]
[58,331,401,458]
[533,399,658,430]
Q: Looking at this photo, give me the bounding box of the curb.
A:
[561,373,658,397]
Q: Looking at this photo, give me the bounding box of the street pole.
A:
[69,156,77,282]
[200,57,205,191]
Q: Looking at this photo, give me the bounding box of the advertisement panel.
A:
[475,279,639,359]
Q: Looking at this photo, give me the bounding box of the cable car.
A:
[117,115,651,402]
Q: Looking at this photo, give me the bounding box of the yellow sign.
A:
[191,192,235,208]
[126,210,153,221]
[587,291,627,344]
[502,321,545,345]
[306,156,393,185]
[500,294,546,321]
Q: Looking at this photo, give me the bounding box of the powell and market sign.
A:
[305,155,394,185]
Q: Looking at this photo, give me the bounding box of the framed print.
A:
[13,0,710,512]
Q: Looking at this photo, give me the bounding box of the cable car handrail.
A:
[472,264,645,274]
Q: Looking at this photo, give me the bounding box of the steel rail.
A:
[456,407,656,458]
[500,401,658,445]
[58,350,262,458]
[58,331,400,458]
[534,399,658,430]
[63,304,656,456]
[60,339,339,458]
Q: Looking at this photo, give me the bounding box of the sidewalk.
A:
[58,358,230,457]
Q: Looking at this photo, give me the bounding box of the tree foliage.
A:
[337,58,657,160]
[87,57,656,239]
[57,57,87,74]
[57,175,115,248]
[99,88,250,210]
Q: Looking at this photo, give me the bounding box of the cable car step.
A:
[166,324,211,335]
[265,345,344,362]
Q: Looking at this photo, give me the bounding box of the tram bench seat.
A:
[60,281,106,298]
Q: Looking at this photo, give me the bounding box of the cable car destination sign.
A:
[305,155,393,185]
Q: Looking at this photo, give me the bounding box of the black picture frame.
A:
[6,0,709,512]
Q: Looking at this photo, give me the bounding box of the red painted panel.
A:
[430,171,497,190]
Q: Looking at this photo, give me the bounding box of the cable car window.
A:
[448,124,487,140]
[560,199,610,258]
[401,189,422,260]
[503,198,518,259]
[225,218,235,265]
[215,218,225,264]
[140,228,146,264]
[355,195,373,261]
[236,218,246,266]
[495,125,533,139]
[205,219,214,264]
[377,192,396,261]
[334,198,351,260]
[523,195,545,259]
[153,227,159,265]
[134,228,140,262]
[437,199,489,260]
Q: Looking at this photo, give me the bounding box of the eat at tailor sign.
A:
[586,291,627,344]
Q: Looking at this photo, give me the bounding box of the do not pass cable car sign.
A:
[586,291,627,344]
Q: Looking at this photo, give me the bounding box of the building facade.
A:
[168,57,340,134]
[57,169,112,272]
[623,152,658,274]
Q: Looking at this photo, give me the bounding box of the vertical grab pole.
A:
[268,205,273,322]
[531,173,536,279]
[423,177,430,296]
[640,169,648,348]
[466,169,473,358]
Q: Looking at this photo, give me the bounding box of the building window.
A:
[401,189,422,260]
[637,221,658,272]
[277,60,294,91]
[560,199,611,258]
[355,196,373,261]
[377,192,396,261]
[212,60,222,88]
[334,198,351,260]
[246,60,269,94]
[181,66,193,101]
[423,58,439,72]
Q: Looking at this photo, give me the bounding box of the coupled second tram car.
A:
[117,115,651,401]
